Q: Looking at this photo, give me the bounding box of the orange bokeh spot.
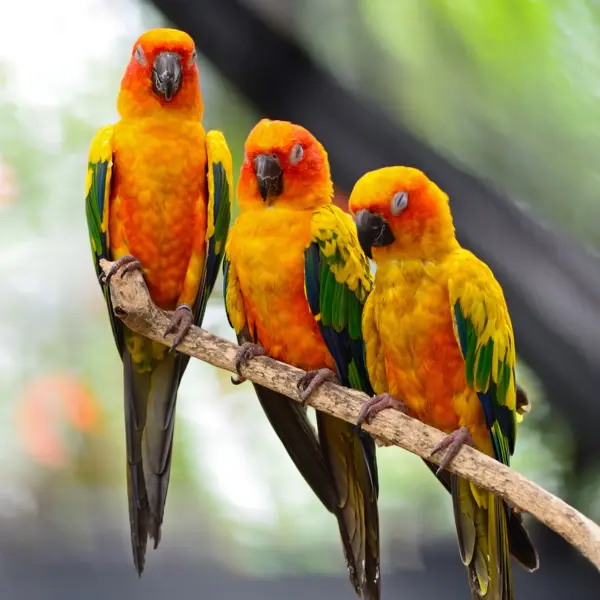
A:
[16,373,103,468]
[0,158,18,206]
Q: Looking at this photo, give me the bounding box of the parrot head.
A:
[117,28,203,118]
[237,119,333,211]
[348,166,455,260]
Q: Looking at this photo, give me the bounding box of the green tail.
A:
[250,383,380,598]
[452,475,513,600]
[123,331,182,575]
[424,460,538,573]
[317,413,380,600]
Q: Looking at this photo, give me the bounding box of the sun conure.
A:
[349,166,538,600]
[224,119,381,599]
[85,28,232,574]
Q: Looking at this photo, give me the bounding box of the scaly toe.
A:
[431,427,473,473]
[234,342,266,376]
[297,368,338,404]
[165,304,194,350]
[103,254,141,285]
[120,259,143,278]
[357,393,407,428]
[357,398,384,427]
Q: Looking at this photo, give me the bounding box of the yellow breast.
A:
[372,260,467,431]
[111,117,207,308]
[228,207,333,371]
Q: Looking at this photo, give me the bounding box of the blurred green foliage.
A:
[359,0,600,248]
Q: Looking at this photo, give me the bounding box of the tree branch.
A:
[99,259,600,571]
[150,0,600,463]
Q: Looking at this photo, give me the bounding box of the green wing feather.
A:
[448,256,535,599]
[84,125,124,355]
[451,280,517,466]
[191,129,232,330]
[304,204,373,394]
[304,204,381,600]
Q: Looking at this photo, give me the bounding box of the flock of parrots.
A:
[84,28,539,600]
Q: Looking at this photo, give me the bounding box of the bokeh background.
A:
[1,0,600,597]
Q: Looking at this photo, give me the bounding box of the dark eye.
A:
[189,48,197,66]
[390,191,408,216]
[135,44,146,66]
[289,143,304,165]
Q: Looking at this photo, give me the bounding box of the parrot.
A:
[348,166,539,599]
[84,28,232,574]
[223,119,381,599]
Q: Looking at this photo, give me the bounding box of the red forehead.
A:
[134,28,195,56]
[245,119,319,154]
[349,167,432,212]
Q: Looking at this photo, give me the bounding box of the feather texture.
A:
[85,117,232,574]
[306,205,380,598]
[224,185,380,598]
[349,165,538,599]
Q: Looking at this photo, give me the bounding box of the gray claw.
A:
[165,304,194,350]
[232,342,266,384]
[296,368,338,404]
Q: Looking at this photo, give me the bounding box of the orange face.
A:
[117,28,203,118]
[237,119,333,211]
[348,166,454,259]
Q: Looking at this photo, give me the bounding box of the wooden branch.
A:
[99,259,600,571]
[150,0,600,463]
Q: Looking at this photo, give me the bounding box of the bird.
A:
[84,27,232,574]
[223,118,381,599]
[349,165,538,599]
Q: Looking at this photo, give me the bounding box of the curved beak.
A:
[152,52,182,101]
[355,210,395,259]
[255,154,283,202]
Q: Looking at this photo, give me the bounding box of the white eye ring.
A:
[135,44,146,66]
[289,143,304,165]
[189,48,197,66]
[390,191,408,215]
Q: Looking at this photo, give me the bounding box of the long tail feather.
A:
[507,510,539,572]
[452,475,513,600]
[252,384,338,512]
[123,350,151,575]
[317,413,381,600]
[123,340,182,574]
[253,384,379,596]
[426,461,538,574]
[142,351,181,545]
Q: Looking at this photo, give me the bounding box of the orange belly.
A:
[383,316,468,431]
[110,118,207,309]
[230,208,334,372]
[373,261,491,453]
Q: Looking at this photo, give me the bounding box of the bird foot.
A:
[102,254,142,284]
[516,384,530,417]
[231,342,266,385]
[430,426,474,474]
[296,368,339,405]
[357,393,408,428]
[165,304,194,351]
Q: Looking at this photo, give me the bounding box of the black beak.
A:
[255,154,283,202]
[152,52,182,101]
[355,210,395,259]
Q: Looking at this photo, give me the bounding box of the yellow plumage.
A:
[349,165,538,599]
